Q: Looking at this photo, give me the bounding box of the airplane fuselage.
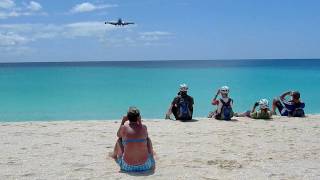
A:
[105,18,134,26]
[117,19,123,25]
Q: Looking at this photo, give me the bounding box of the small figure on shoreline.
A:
[208,86,234,120]
[110,107,156,172]
[235,99,272,119]
[165,83,194,121]
[272,91,305,117]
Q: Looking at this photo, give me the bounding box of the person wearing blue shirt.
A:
[272,91,305,117]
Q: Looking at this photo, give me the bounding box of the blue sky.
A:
[0,0,320,62]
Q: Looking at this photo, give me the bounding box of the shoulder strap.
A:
[225,98,232,106]
[220,98,226,106]
[173,96,180,103]
[220,98,232,106]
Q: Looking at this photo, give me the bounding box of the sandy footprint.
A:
[207,159,242,170]
[7,159,22,166]
[21,172,36,177]
[73,167,94,172]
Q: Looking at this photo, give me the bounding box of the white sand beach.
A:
[1,116,320,180]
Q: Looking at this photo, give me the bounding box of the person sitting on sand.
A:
[272,91,305,117]
[111,107,155,172]
[235,99,272,119]
[165,83,194,121]
[208,86,234,120]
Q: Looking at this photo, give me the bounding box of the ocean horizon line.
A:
[1,58,320,68]
[1,58,320,65]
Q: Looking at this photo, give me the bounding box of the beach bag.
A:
[220,98,234,120]
[177,97,192,120]
[291,108,305,117]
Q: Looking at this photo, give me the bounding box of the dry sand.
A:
[1,116,320,180]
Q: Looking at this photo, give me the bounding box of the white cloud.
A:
[0,22,116,57]
[0,22,117,46]
[27,1,42,11]
[0,0,44,19]
[0,45,35,57]
[64,21,115,37]
[140,31,172,36]
[0,0,15,9]
[0,22,172,54]
[71,2,95,13]
[0,22,118,56]
[0,11,34,19]
[70,2,117,13]
[0,24,35,33]
[139,31,173,41]
[0,32,30,46]
[0,11,13,19]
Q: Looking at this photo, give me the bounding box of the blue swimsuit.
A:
[117,139,155,172]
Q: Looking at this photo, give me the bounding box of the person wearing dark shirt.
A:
[165,83,194,121]
[272,91,305,117]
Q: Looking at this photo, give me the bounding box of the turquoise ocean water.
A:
[0,59,319,122]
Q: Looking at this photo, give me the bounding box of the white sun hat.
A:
[220,86,230,94]
[179,83,189,92]
[259,99,269,109]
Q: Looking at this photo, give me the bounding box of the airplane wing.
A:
[105,22,117,25]
[123,22,135,25]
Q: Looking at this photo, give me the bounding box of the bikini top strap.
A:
[122,138,147,145]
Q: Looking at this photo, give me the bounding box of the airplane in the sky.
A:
[105,18,135,26]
